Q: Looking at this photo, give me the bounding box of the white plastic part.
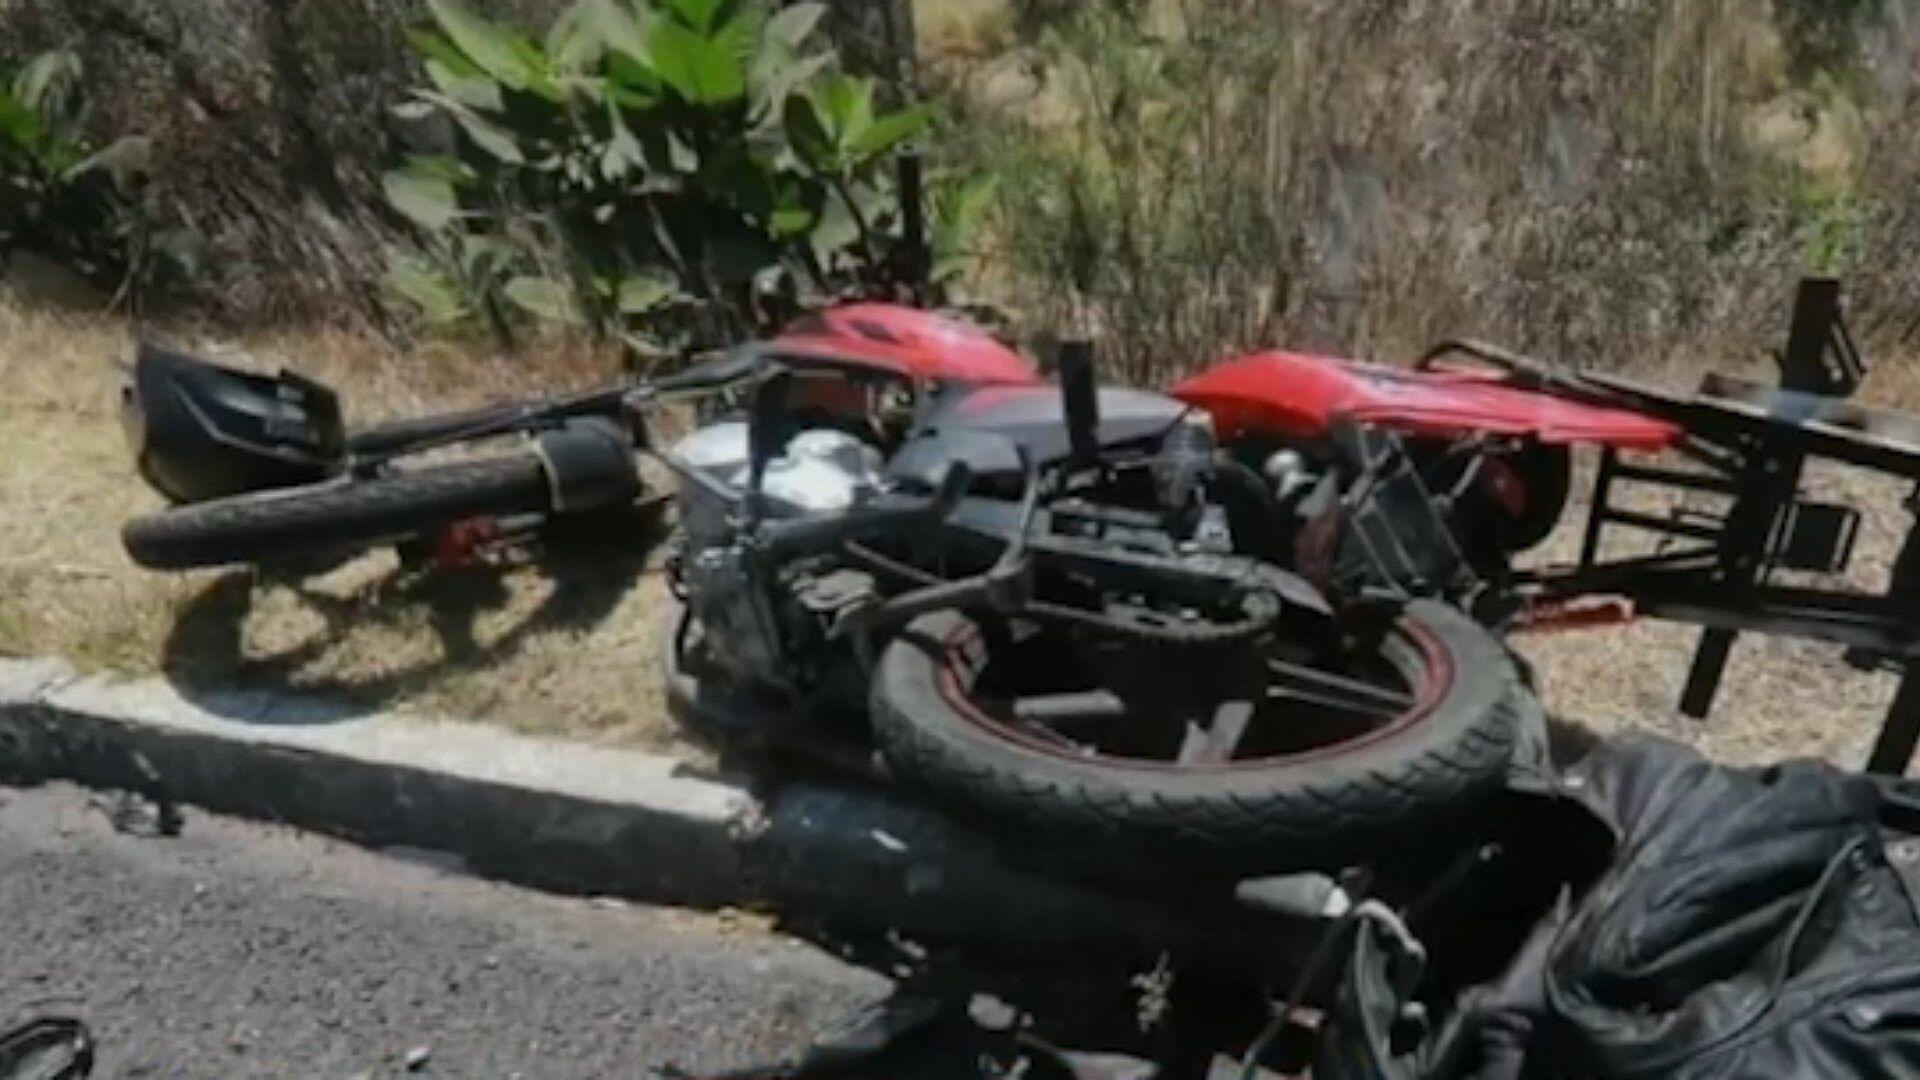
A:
[670,422,884,543]
[762,429,883,514]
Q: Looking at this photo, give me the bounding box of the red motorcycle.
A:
[121,304,1534,866]
[117,279,1920,869]
[1173,278,1920,774]
[116,302,1038,571]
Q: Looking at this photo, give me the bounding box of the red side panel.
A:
[768,303,1039,385]
[1171,351,1680,450]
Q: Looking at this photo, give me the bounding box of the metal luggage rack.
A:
[1521,280,1920,773]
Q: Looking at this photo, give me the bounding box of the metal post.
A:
[897,152,929,303]
[1680,629,1738,718]
[1868,668,1920,775]
[1677,282,1835,719]
[1778,278,1852,395]
[1868,487,1920,774]
[1058,340,1100,471]
[1577,448,1617,571]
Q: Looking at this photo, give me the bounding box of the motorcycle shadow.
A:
[154,503,669,725]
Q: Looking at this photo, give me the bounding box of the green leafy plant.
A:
[1793,177,1867,275]
[0,50,119,283]
[383,0,942,354]
[0,49,194,303]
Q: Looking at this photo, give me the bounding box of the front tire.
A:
[870,601,1524,866]
[122,455,552,570]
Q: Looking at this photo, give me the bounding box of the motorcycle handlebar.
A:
[825,451,1039,639]
[348,386,631,460]
[347,349,772,462]
[642,346,768,398]
[347,401,550,456]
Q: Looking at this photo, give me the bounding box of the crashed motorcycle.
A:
[119,304,1525,863]
[1175,278,1920,774]
[115,305,1038,571]
[1167,343,1673,626]
[660,339,1526,862]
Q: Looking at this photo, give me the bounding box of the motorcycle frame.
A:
[690,365,1328,696]
[1482,280,1920,774]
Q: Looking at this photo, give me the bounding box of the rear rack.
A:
[1526,279,1920,774]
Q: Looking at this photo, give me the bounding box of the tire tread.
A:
[123,455,551,569]
[871,603,1524,863]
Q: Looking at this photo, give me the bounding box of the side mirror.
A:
[1057,339,1100,470]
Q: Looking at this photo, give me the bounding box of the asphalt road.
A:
[0,782,890,1078]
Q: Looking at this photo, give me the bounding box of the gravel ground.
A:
[0,782,889,1078]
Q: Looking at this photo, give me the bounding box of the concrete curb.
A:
[0,658,1298,968]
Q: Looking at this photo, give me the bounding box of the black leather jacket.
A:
[1323,734,1920,1079]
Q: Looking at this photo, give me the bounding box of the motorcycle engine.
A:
[669,422,883,690]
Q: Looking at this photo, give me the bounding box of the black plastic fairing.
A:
[886,428,1027,493]
[124,343,346,503]
[887,384,1189,493]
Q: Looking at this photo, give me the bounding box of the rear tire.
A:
[122,455,552,570]
[870,601,1524,867]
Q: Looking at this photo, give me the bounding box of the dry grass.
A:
[949,0,1920,390]
[0,294,692,751]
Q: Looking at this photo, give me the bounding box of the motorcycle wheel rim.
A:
[929,615,1452,773]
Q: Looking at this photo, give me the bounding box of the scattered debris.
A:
[884,930,929,964]
[83,753,185,838]
[1039,1045,1161,1080]
[713,907,778,939]
[1204,1057,1283,1079]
